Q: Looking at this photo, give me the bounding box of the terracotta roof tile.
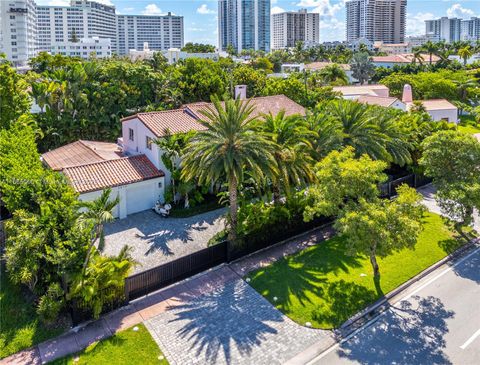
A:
[305,62,351,71]
[42,140,122,171]
[372,53,440,63]
[408,99,458,111]
[63,155,164,194]
[357,95,402,108]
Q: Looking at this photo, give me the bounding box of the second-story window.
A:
[146,136,153,150]
[129,128,134,141]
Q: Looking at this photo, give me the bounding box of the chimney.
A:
[234,85,247,100]
[402,84,413,103]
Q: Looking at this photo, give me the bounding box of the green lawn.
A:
[0,267,67,359]
[50,324,168,365]
[247,212,472,329]
[456,116,480,135]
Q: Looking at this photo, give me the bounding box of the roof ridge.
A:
[62,154,140,171]
[78,139,108,161]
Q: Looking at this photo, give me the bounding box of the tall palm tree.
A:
[411,49,425,65]
[421,41,439,65]
[319,64,349,85]
[78,188,119,277]
[350,52,375,85]
[181,97,276,243]
[257,111,315,203]
[458,46,473,66]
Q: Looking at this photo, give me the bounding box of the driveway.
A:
[309,246,480,365]
[143,266,330,365]
[103,209,225,274]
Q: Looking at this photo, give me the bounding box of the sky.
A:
[36,0,480,46]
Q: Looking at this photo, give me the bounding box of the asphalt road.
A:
[308,246,480,365]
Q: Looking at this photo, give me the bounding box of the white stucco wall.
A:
[427,109,459,124]
[78,177,164,219]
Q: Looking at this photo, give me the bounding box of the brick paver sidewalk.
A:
[1,226,334,365]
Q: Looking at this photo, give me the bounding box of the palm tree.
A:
[458,46,473,66]
[421,41,439,65]
[319,64,349,85]
[411,49,425,65]
[181,97,276,243]
[78,188,119,277]
[323,100,390,161]
[350,52,375,85]
[257,111,315,203]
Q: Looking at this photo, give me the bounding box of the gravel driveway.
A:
[103,209,225,274]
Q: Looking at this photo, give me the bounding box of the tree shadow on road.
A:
[336,295,454,364]
[451,248,480,284]
[166,280,283,364]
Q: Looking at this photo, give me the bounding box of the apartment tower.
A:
[461,18,480,42]
[346,0,407,44]
[0,0,37,66]
[218,0,271,53]
[425,17,462,43]
[271,9,319,50]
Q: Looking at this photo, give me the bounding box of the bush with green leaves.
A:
[37,283,65,325]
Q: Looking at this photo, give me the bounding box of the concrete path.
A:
[307,245,480,365]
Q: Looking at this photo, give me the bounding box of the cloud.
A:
[297,0,345,18]
[446,4,476,18]
[197,4,216,15]
[271,6,285,15]
[142,4,163,15]
[406,11,434,36]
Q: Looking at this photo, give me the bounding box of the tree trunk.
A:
[228,175,238,244]
[272,182,281,204]
[370,245,380,277]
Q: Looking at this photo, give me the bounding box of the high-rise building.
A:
[0,0,37,66]
[117,13,184,55]
[425,17,462,43]
[271,9,319,50]
[218,0,270,53]
[346,0,407,44]
[461,18,480,42]
[37,0,116,53]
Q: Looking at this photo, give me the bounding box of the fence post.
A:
[124,278,130,304]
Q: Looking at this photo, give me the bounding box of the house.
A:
[372,54,440,68]
[42,93,306,219]
[374,42,412,55]
[402,84,459,123]
[357,95,406,111]
[42,141,165,219]
[332,84,391,100]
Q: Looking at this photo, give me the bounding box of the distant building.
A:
[305,62,357,84]
[117,13,184,55]
[0,0,37,66]
[375,42,412,55]
[461,18,480,42]
[218,0,271,53]
[405,35,428,48]
[50,37,111,59]
[425,17,462,43]
[129,43,224,64]
[332,84,390,100]
[346,0,407,44]
[372,53,440,68]
[271,9,319,50]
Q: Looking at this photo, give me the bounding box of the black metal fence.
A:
[70,173,433,325]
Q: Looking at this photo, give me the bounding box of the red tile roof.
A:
[121,95,306,138]
[121,109,207,138]
[408,99,458,111]
[372,53,440,64]
[63,155,164,194]
[357,95,402,108]
[305,62,351,71]
[42,140,122,171]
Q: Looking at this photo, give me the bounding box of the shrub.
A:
[37,283,65,325]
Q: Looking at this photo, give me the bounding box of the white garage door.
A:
[126,183,154,215]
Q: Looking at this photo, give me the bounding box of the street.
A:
[309,246,480,365]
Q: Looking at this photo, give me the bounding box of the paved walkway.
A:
[1,226,334,365]
[103,209,225,274]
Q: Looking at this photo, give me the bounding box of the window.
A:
[146,136,153,150]
[128,128,134,141]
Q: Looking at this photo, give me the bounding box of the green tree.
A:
[458,46,473,66]
[257,111,315,202]
[421,41,439,65]
[232,65,267,97]
[0,59,31,129]
[318,64,349,85]
[182,42,216,53]
[336,185,424,277]
[181,97,276,243]
[77,188,120,277]
[420,130,480,230]
[350,52,375,85]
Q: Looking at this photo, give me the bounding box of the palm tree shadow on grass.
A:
[337,295,454,364]
[166,280,283,364]
[251,236,364,313]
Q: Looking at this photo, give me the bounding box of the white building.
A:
[405,35,428,48]
[346,0,407,44]
[0,0,37,66]
[271,9,319,50]
[128,44,223,64]
[117,13,183,55]
[425,17,462,43]
[50,37,111,59]
[218,0,271,53]
[374,42,412,55]
[461,18,480,42]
